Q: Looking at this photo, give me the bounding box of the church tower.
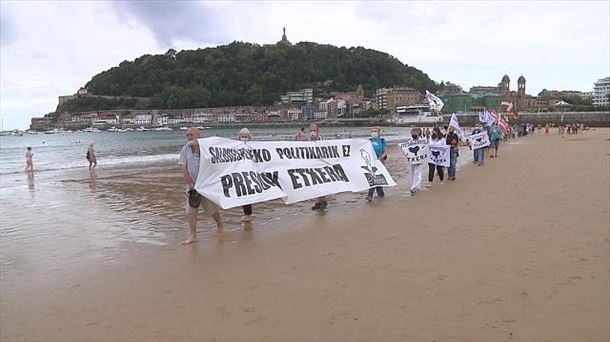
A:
[499,74,510,94]
[279,27,291,45]
[518,75,526,97]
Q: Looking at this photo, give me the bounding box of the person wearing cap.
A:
[238,128,255,222]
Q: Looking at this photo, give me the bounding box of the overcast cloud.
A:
[1,0,608,129]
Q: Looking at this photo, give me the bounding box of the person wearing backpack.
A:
[490,123,503,158]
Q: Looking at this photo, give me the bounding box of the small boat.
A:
[135,126,150,132]
[179,127,188,131]
[153,126,173,131]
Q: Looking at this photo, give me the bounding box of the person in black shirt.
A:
[445,127,460,181]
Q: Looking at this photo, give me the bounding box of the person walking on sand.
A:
[25,147,34,171]
[295,127,308,141]
[86,143,97,170]
[490,123,502,158]
[469,126,486,166]
[309,123,328,210]
[238,127,255,222]
[445,126,460,181]
[409,128,425,195]
[366,126,388,201]
[179,127,224,245]
[426,129,445,188]
[545,124,550,136]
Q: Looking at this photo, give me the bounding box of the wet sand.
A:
[1,129,609,341]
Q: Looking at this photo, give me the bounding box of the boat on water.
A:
[153,126,173,131]
[135,126,151,132]
[388,105,443,125]
[179,127,188,131]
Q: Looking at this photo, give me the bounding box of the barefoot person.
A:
[86,143,97,170]
[238,127,254,222]
[179,127,223,245]
[25,147,33,171]
[366,126,388,201]
[309,123,328,210]
[409,128,425,195]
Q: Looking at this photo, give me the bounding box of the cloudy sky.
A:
[1,1,608,129]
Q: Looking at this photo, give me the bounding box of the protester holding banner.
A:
[179,127,224,245]
[309,123,329,211]
[490,123,502,158]
[445,126,460,181]
[366,126,388,201]
[295,127,308,141]
[469,127,486,166]
[238,128,255,222]
[408,128,426,195]
[426,130,446,187]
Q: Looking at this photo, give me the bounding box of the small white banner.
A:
[469,132,490,149]
[399,138,429,164]
[429,144,450,167]
[195,137,396,209]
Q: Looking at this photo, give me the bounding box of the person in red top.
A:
[445,126,460,181]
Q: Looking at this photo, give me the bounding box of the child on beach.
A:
[25,147,33,171]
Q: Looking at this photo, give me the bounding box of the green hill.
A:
[63,41,437,112]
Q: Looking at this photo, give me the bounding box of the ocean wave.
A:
[0,153,180,175]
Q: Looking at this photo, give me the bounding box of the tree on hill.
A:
[73,41,437,111]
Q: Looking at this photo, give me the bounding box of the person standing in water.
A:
[309,123,328,210]
[366,126,387,201]
[409,127,425,195]
[238,128,255,222]
[179,127,224,245]
[25,147,33,171]
[295,127,308,141]
[86,143,97,170]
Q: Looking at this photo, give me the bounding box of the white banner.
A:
[398,138,429,164]
[194,137,396,209]
[429,144,450,167]
[469,132,490,150]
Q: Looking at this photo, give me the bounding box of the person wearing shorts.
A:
[179,127,223,245]
[490,123,502,158]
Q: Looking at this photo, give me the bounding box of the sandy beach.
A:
[1,129,609,341]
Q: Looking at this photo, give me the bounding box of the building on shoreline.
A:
[592,77,610,107]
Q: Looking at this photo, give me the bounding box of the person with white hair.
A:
[238,128,254,222]
[86,142,97,170]
[179,127,223,245]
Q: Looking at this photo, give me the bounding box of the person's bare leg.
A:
[213,211,224,237]
[93,161,97,169]
[182,213,198,245]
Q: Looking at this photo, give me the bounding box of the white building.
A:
[156,114,169,126]
[133,114,152,126]
[281,88,313,104]
[218,113,236,123]
[287,108,301,121]
[592,77,610,107]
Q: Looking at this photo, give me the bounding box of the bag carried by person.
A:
[86,151,90,160]
[187,189,202,208]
